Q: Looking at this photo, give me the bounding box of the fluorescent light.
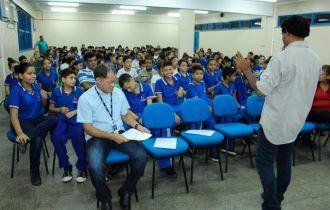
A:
[168,12,180,17]
[194,10,209,14]
[112,10,135,15]
[256,0,277,2]
[119,5,147,11]
[48,2,79,7]
[50,7,77,13]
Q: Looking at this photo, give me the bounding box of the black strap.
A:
[95,86,113,121]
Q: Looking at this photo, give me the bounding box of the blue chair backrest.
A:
[7,129,16,142]
[181,98,210,123]
[213,95,237,117]
[143,103,175,129]
[246,95,265,117]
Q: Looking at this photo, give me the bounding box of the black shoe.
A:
[118,188,131,210]
[162,167,178,179]
[31,173,41,186]
[100,201,112,210]
[62,170,73,183]
[76,170,87,183]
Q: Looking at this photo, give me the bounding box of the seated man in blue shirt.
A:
[77,52,97,91]
[49,68,87,184]
[77,64,148,210]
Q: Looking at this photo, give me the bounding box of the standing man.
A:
[77,64,148,210]
[34,35,48,55]
[235,15,321,210]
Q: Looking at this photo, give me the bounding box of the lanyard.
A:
[95,86,113,121]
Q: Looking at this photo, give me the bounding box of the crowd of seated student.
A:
[4,44,326,208]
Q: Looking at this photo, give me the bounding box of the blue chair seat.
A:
[142,137,189,159]
[248,123,260,133]
[300,122,316,134]
[105,149,130,165]
[315,123,330,131]
[181,130,224,147]
[7,130,16,142]
[214,123,254,139]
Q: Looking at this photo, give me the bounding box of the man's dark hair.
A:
[118,73,132,88]
[123,55,131,63]
[222,66,236,80]
[161,60,173,69]
[281,15,310,38]
[191,64,204,74]
[60,68,77,78]
[83,51,96,62]
[94,63,114,79]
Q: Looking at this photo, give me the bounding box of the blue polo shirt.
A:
[155,76,182,107]
[187,81,212,106]
[174,72,192,91]
[4,73,19,92]
[9,82,44,121]
[214,82,236,96]
[235,76,252,106]
[253,65,263,73]
[203,70,222,90]
[123,83,155,116]
[77,68,95,88]
[50,86,84,111]
[37,68,58,92]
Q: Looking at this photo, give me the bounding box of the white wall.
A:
[273,0,330,64]
[0,1,40,99]
[35,12,180,48]
[196,13,275,57]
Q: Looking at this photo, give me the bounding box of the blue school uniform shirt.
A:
[4,73,19,91]
[252,65,263,73]
[187,81,212,106]
[235,76,252,106]
[50,86,84,111]
[123,83,155,116]
[174,72,192,91]
[214,82,236,96]
[77,67,95,88]
[8,82,44,121]
[37,68,58,92]
[155,76,182,107]
[203,70,222,90]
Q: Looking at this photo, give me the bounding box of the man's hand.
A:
[235,51,251,73]
[136,124,150,134]
[112,134,129,144]
[16,133,30,143]
[60,107,70,115]
[65,110,76,119]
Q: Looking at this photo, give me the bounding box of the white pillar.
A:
[178,10,195,58]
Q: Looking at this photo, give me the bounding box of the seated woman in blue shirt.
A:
[9,63,57,186]
[174,59,192,92]
[37,57,58,98]
[4,58,19,113]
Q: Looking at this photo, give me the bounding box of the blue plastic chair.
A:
[314,123,330,161]
[7,128,49,178]
[142,103,189,198]
[180,98,224,184]
[246,95,265,134]
[213,95,254,172]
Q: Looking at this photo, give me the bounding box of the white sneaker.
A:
[62,170,73,183]
[76,171,87,183]
[221,149,237,156]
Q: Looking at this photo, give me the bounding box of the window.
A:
[241,20,251,28]
[314,13,330,25]
[17,8,32,51]
[194,18,263,31]
[251,18,262,28]
[221,22,230,30]
[229,21,239,29]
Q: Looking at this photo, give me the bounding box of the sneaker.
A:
[221,149,237,156]
[62,170,73,183]
[31,173,42,186]
[76,171,87,183]
[210,156,219,162]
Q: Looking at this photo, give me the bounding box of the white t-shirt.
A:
[117,68,138,78]
[150,73,162,91]
[257,41,321,145]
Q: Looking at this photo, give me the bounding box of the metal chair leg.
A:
[41,144,49,175]
[310,134,316,161]
[52,150,56,176]
[205,148,208,163]
[217,146,224,181]
[11,143,16,178]
[323,135,329,147]
[151,160,155,199]
[43,138,50,158]
[16,144,19,162]
[190,147,195,185]
[247,138,254,168]
[180,156,189,193]
[318,132,322,161]
[225,139,229,173]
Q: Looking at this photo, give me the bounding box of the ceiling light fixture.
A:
[194,10,209,14]
[112,10,135,15]
[168,12,180,17]
[48,2,80,7]
[119,5,147,11]
[256,0,277,2]
[50,7,77,12]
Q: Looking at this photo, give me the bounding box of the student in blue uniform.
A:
[9,62,58,186]
[37,57,58,97]
[4,58,20,113]
[203,59,222,98]
[118,73,155,118]
[49,68,87,183]
[235,73,252,107]
[174,59,192,91]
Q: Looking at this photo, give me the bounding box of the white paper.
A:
[185,129,215,136]
[122,128,152,141]
[154,138,177,149]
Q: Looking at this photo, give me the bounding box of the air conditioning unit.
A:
[0,0,10,21]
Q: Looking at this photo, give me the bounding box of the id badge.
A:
[113,125,118,132]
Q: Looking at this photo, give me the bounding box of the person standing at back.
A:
[34,35,48,56]
[235,15,321,210]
